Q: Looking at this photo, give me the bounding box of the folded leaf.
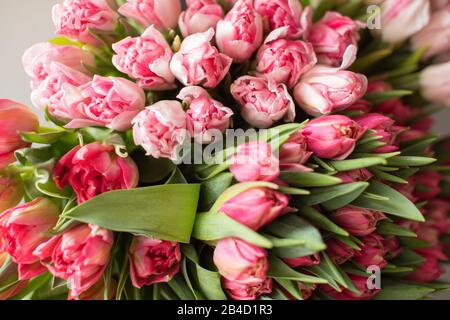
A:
[280,172,342,188]
[297,182,369,207]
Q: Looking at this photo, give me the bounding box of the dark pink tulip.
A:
[330,206,386,237]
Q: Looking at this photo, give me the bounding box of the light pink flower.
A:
[170,28,233,88]
[112,26,175,91]
[54,142,139,204]
[279,131,313,173]
[301,115,365,160]
[177,86,233,144]
[62,75,146,131]
[230,142,280,183]
[223,277,272,300]
[214,238,269,284]
[34,224,113,297]
[215,0,264,63]
[22,42,93,85]
[0,198,59,280]
[129,236,181,288]
[380,0,430,44]
[132,100,187,160]
[309,12,364,67]
[219,187,289,231]
[254,0,312,39]
[420,61,450,107]
[118,0,181,30]
[293,65,368,116]
[231,76,295,128]
[52,0,119,44]
[179,0,223,37]
[256,29,317,89]
[31,62,91,120]
[0,100,39,169]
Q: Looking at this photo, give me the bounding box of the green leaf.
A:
[167,274,196,300]
[278,186,310,195]
[266,215,326,259]
[370,168,408,184]
[195,265,227,300]
[401,137,437,156]
[132,151,175,184]
[268,256,328,284]
[198,173,234,212]
[374,280,435,300]
[377,221,417,238]
[280,172,342,188]
[48,37,83,47]
[299,206,349,236]
[297,182,369,207]
[364,90,413,104]
[63,184,201,243]
[193,212,273,249]
[391,249,425,267]
[350,48,393,72]
[352,181,425,222]
[20,130,68,145]
[275,279,303,300]
[15,147,54,166]
[386,156,437,167]
[330,157,386,171]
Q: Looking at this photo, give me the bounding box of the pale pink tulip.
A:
[420,61,450,107]
[179,0,224,37]
[119,0,181,30]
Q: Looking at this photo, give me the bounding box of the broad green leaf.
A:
[15,147,54,166]
[297,182,369,207]
[198,172,234,212]
[299,206,349,236]
[63,184,201,243]
[386,156,437,167]
[381,265,414,274]
[132,151,175,184]
[168,274,196,300]
[352,181,425,222]
[193,212,273,249]
[20,130,68,144]
[266,215,326,258]
[280,172,342,188]
[278,186,310,195]
[364,90,413,104]
[374,280,435,300]
[195,264,227,300]
[370,168,408,184]
[377,221,417,238]
[268,256,328,284]
[399,237,432,249]
[275,279,303,300]
[401,137,437,156]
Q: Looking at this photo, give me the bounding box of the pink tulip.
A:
[118,0,181,30]
[330,206,386,237]
[279,131,313,173]
[0,173,24,214]
[31,62,91,120]
[406,251,445,283]
[231,76,295,128]
[0,100,39,169]
[321,274,380,300]
[254,0,312,39]
[309,12,364,67]
[300,115,365,160]
[52,0,119,44]
[215,0,264,63]
[373,99,413,125]
[298,283,316,300]
[256,29,317,89]
[354,234,388,269]
[170,28,232,88]
[294,65,368,116]
[132,101,187,160]
[230,142,280,183]
[219,187,289,231]
[179,0,224,37]
[222,277,272,300]
[129,236,181,288]
[22,42,93,85]
[420,61,450,107]
[34,224,113,297]
[62,75,146,132]
[177,86,233,144]
[380,0,430,44]
[382,236,402,260]
[112,26,176,91]
[0,198,59,280]
[326,238,357,265]
[335,169,373,184]
[412,171,442,201]
[54,142,139,204]
[367,80,392,93]
[412,6,450,59]
[283,253,321,268]
[355,113,405,153]
[214,238,269,284]
[426,199,450,235]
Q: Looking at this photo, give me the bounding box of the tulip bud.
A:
[420,61,450,108]
[213,238,269,284]
[283,253,321,268]
[413,171,443,201]
[330,206,386,237]
[0,198,59,280]
[426,199,450,235]
[326,238,357,265]
[179,0,224,37]
[0,172,24,213]
[353,234,388,269]
[216,0,264,63]
[300,115,365,160]
[222,277,272,300]
[294,65,367,116]
[383,236,402,260]
[34,224,113,297]
[230,142,280,183]
[406,251,445,283]
[279,131,313,173]
[321,274,381,300]
[129,236,181,288]
[219,187,289,231]
[335,169,373,184]
[0,100,39,169]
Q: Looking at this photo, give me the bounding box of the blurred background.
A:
[0,0,449,298]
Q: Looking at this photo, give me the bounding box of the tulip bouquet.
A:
[1,0,450,301]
